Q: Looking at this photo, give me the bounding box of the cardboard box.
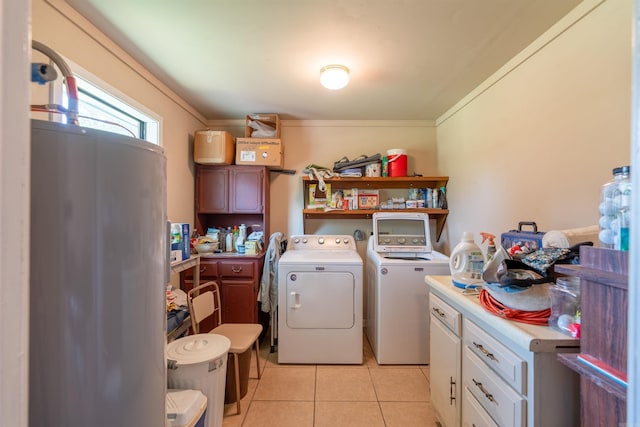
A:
[235,138,283,168]
[245,114,281,138]
[194,130,235,165]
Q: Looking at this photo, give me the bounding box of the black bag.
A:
[333,153,381,172]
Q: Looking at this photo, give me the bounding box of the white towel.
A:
[542,225,599,248]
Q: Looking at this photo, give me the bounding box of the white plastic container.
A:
[167,334,231,427]
[449,232,484,288]
[166,389,207,427]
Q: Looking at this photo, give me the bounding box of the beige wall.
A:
[32,0,207,227]
[210,120,440,256]
[436,0,631,253]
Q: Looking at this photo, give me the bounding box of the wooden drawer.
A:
[218,260,255,279]
[430,292,461,336]
[463,347,525,427]
[182,259,218,279]
[462,388,499,427]
[464,319,526,394]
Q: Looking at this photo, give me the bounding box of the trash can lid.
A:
[167,334,231,365]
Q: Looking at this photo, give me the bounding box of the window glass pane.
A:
[62,76,159,144]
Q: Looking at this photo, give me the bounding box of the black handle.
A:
[518,221,538,232]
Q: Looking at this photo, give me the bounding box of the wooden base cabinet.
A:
[426,276,580,427]
[180,254,265,325]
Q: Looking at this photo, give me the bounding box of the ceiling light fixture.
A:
[320,64,350,90]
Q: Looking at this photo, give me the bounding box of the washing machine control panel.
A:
[289,235,356,250]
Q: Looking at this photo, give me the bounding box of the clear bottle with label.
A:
[599,167,623,248]
[225,227,233,252]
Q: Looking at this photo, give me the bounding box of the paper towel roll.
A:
[542,225,599,248]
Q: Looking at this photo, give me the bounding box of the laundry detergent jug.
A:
[449,232,484,289]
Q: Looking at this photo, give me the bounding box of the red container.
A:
[387,149,407,177]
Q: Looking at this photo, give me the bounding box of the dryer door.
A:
[285,271,355,329]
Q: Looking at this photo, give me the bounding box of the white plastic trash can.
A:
[166,389,207,427]
[167,334,231,427]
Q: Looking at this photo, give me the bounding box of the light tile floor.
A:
[221,333,440,427]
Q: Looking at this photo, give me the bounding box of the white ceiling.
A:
[65,0,581,121]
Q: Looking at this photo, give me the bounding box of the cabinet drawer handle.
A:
[200,267,207,273]
[472,378,495,403]
[449,376,456,404]
[431,307,446,318]
[232,266,243,273]
[473,341,498,362]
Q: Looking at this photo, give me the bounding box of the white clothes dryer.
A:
[365,212,450,364]
[277,235,363,364]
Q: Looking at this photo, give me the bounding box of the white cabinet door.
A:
[430,313,461,427]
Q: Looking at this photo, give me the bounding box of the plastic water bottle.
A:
[599,167,623,248]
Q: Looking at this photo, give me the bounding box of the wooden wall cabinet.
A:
[302,176,449,240]
[195,164,270,240]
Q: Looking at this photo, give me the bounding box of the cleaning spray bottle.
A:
[449,231,484,289]
[480,232,497,262]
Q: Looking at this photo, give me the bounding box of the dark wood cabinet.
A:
[180,255,264,324]
[196,167,229,212]
[218,258,262,323]
[229,168,263,213]
[556,247,628,427]
[188,164,271,325]
[195,165,270,239]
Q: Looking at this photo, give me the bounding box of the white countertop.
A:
[425,275,579,352]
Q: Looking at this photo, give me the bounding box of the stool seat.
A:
[212,323,263,353]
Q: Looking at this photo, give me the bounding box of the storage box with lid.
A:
[235,138,283,168]
[166,389,207,427]
[194,130,235,165]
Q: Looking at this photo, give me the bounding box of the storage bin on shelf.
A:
[245,113,281,138]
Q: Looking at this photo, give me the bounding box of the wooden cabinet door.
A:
[430,314,462,427]
[197,166,229,212]
[220,279,257,323]
[229,167,263,213]
[218,259,258,323]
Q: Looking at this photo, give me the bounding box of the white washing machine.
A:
[366,212,450,364]
[277,235,363,364]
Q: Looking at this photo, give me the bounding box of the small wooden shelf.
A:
[302,176,449,240]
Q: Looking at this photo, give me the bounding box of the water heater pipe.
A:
[31,40,79,125]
